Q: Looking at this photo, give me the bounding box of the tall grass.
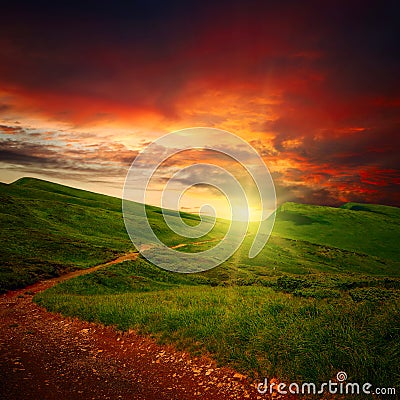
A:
[35,259,400,391]
[35,282,400,390]
[4,177,400,393]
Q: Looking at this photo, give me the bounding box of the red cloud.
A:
[0,1,399,206]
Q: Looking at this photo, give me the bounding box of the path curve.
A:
[0,251,291,400]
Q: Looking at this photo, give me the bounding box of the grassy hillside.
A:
[273,201,400,261]
[0,177,227,291]
[2,177,400,391]
[0,178,135,292]
[2,177,399,289]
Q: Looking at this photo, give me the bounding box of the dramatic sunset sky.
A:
[1,0,399,211]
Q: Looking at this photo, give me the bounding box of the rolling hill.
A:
[1,177,399,292]
[1,177,400,390]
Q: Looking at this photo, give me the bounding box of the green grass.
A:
[2,177,400,393]
[0,178,134,291]
[272,202,400,261]
[35,258,400,391]
[0,177,227,291]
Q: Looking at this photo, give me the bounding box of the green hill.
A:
[1,177,399,291]
[272,201,399,261]
[2,177,400,390]
[0,178,132,291]
[0,177,226,291]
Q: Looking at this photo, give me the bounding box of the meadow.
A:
[0,178,134,292]
[2,177,399,393]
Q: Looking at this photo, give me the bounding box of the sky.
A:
[0,0,399,215]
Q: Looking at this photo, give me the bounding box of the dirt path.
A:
[171,238,222,250]
[52,252,140,282]
[0,253,289,400]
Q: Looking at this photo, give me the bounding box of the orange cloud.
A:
[0,1,399,207]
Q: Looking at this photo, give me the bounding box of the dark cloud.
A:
[0,139,136,177]
[0,149,50,165]
[0,125,25,135]
[0,1,399,205]
[272,123,400,171]
[275,182,338,207]
[1,1,399,119]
